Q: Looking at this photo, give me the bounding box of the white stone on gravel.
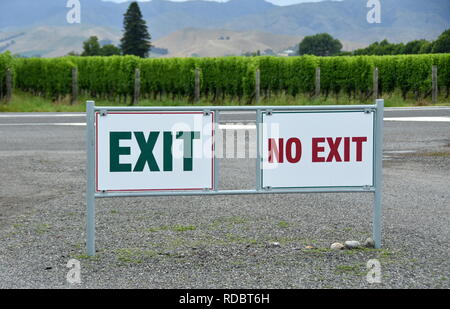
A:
[364,238,375,248]
[344,241,361,249]
[268,242,281,248]
[330,242,345,250]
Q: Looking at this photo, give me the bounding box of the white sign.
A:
[96,112,215,192]
[262,111,374,189]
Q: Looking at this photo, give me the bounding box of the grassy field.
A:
[0,91,449,112]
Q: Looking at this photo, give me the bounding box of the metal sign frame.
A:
[86,100,384,256]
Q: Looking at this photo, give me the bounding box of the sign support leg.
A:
[256,110,262,191]
[214,110,220,191]
[373,99,384,249]
[86,101,96,256]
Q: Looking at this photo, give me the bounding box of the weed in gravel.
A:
[277,221,290,229]
[116,248,158,264]
[334,264,366,276]
[35,224,50,234]
[172,225,197,232]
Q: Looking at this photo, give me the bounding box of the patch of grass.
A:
[2,90,448,113]
[35,224,50,234]
[13,223,25,229]
[115,248,157,264]
[0,92,84,112]
[110,210,119,214]
[172,225,197,232]
[145,227,163,233]
[335,264,366,276]
[304,248,332,254]
[277,221,290,229]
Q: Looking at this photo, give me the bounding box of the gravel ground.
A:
[0,116,449,289]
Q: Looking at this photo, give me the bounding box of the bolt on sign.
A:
[95,112,215,192]
[262,111,374,189]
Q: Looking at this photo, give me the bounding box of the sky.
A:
[103,0,326,6]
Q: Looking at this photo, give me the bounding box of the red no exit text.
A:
[268,137,368,163]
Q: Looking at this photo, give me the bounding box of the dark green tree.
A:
[432,29,450,53]
[82,36,101,56]
[403,40,428,54]
[81,36,121,56]
[298,33,342,56]
[120,2,151,58]
[419,41,433,54]
[100,44,121,56]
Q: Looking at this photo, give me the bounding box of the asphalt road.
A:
[0,107,449,289]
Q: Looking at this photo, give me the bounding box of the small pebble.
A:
[330,242,345,250]
[344,240,361,249]
[364,238,375,248]
[268,242,281,248]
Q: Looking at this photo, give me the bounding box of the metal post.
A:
[195,68,200,103]
[315,67,321,97]
[373,67,379,100]
[71,67,78,105]
[373,99,384,248]
[255,69,261,104]
[256,109,262,191]
[213,110,220,191]
[432,65,437,104]
[86,101,96,256]
[133,68,140,106]
[6,68,12,103]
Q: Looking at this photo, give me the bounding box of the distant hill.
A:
[0,25,121,58]
[0,0,448,57]
[154,28,366,58]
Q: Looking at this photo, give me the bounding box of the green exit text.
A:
[110,131,200,172]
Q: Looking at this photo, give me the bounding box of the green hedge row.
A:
[2,53,449,101]
[14,57,75,99]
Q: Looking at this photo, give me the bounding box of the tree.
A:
[120,2,151,58]
[82,36,101,56]
[419,41,433,54]
[81,36,121,56]
[403,40,428,54]
[432,29,450,53]
[298,33,342,56]
[100,44,121,56]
